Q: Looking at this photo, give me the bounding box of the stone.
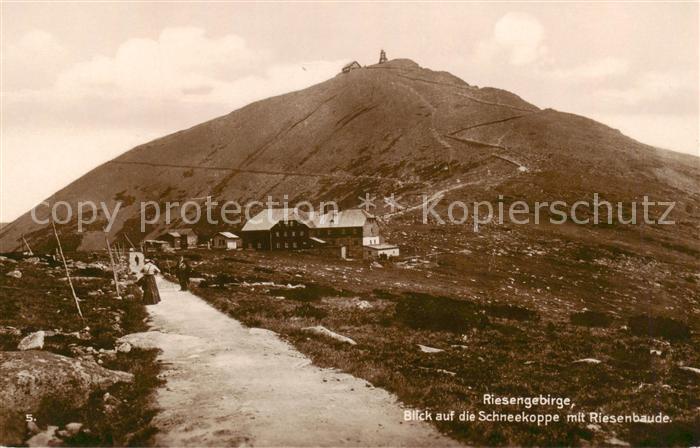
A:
[680,366,700,375]
[572,358,602,364]
[418,344,444,353]
[0,326,21,336]
[64,422,83,436]
[26,425,60,447]
[6,270,22,279]
[116,342,132,353]
[356,300,373,310]
[18,331,45,351]
[0,351,133,428]
[301,326,357,345]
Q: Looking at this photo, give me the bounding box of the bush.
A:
[486,304,538,321]
[394,293,488,333]
[628,314,691,341]
[570,310,612,327]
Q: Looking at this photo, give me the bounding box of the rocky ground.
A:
[156,219,699,447]
[0,253,162,446]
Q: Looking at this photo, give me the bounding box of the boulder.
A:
[26,425,60,447]
[572,358,602,364]
[18,331,45,351]
[116,342,132,353]
[6,270,22,279]
[418,344,444,353]
[301,326,357,345]
[0,326,21,336]
[0,351,133,422]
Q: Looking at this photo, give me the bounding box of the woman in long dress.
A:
[140,258,161,305]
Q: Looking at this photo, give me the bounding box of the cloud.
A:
[2,27,347,129]
[549,57,630,81]
[1,29,70,90]
[55,27,265,101]
[475,12,549,66]
[597,71,696,108]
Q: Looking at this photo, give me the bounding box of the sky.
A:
[1,2,698,222]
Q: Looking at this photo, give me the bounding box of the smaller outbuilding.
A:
[363,243,400,260]
[159,228,198,249]
[341,61,361,74]
[211,232,241,250]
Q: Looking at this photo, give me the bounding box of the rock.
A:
[605,436,630,447]
[26,425,60,447]
[356,300,373,310]
[572,358,602,364]
[0,351,133,427]
[418,344,444,353]
[301,326,357,345]
[680,366,700,375]
[24,257,41,264]
[116,342,132,353]
[64,422,83,436]
[6,270,22,279]
[18,331,45,351]
[370,261,383,269]
[0,326,21,336]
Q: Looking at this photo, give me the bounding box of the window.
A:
[276,243,280,249]
[292,231,296,237]
[284,242,289,248]
[257,243,262,249]
[293,242,298,248]
[276,231,280,237]
[300,230,304,236]
[283,231,287,237]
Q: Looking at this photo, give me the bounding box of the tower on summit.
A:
[379,49,388,64]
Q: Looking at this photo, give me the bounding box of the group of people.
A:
[136,256,192,305]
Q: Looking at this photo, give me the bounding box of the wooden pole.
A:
[105,234,122,298]
[123,233,136,250]
[51,220,84,320]
[21,235,34,256]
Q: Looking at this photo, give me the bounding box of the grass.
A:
[182,241,699,447]
[0,252,162,446]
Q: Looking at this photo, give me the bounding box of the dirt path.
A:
[121,278,458,447]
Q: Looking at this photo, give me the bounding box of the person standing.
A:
[176,256,192,291]
[139,258,161,305]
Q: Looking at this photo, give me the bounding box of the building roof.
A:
[241,208,313,232]
[172,228,196,236]
[165,231,181,238]
[309,237,326,244]
[342,61,361,70]
[215,231,239,239]
[314,209,374,229]
[366,243,398,251]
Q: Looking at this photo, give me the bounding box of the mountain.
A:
[1,58,698,252]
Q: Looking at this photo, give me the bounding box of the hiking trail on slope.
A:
[120,278,459,447]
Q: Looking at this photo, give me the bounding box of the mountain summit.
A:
[1,58,698,251]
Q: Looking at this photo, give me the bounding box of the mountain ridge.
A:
[1,58,698,251]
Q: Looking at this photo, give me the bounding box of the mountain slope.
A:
[1,58,698,251]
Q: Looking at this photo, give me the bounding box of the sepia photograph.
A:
[0,1,698,447]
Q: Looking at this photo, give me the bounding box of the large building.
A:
[312,209,381,257]
[240,208,384,257]
[240,208,314,250]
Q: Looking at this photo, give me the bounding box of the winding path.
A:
[122,279,458,447]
